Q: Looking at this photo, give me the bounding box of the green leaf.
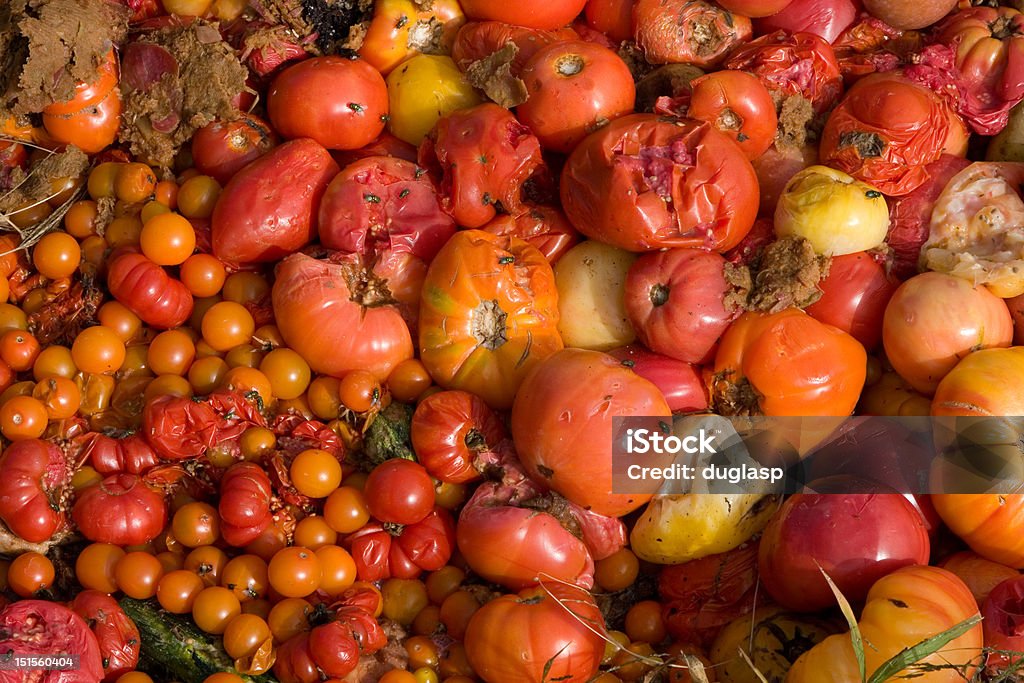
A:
[865,615,982,683]
[818,563,866,683]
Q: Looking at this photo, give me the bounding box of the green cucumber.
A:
[119,597,278,683]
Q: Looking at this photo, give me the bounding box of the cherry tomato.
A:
[363,459,436,525]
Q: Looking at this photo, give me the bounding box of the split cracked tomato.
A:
[632,0,752,68]
[418,229,563,410]
[560,114,759,252]
[0,601,105,683]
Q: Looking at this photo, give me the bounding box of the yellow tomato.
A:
[774,165,890,256]
[386,55,482,146]
[554,240,637,350]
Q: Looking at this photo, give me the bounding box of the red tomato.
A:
[684,70,778,160]
[758,493,930,612]
[940,551,1020,607]
[363,459,435,525]
[143,390,266,461]
[560,114,759,252]
[318,156,456,261]
[479,205,581,264]
[633,0,752,67]
[724,31,843,114]
[190,114,279,185]
[804,252,898,350]
[451,22,579,75]
[819,72,955,196]
[982,576,1024,672]
[417,103,549,229]
[72,473,167,545]
[274,632,319,683]
[865,0,959,30]
[754,0,858,44]
[347,507,455,581]
[106,249,194,330]
[80,432,159,475]
[268,57,389,150]
[750,143,818,217]
[517,40,635,153]
[330,131,419,167]
[211,138,339,266]
[272,253,414,381]
[219,462,273,547]
[0,439,71,543]
[410,390,506,483]
[511,349,672,517]
[464,583,605,683]
[607,345,709,413]
[457,0,588,30]
[717,0,793,17]
[584,0,632,43]
[624,248,739,364]
[660,543,760,647]
[70,591,141,681]
[0,601,104,683]
[881,272,1013,395]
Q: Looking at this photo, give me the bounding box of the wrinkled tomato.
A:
[410,389,506,483]
[479,205,581,264]
[633,0,753,68]
[347,507,456,581]
[0,438,71,543]
[0,601,104,683]
[70,591,140,682]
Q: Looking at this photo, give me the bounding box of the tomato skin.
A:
[982,576,1024,671]
[711,308,867,416]
[191,114,278,185]
[0,601,105,683]
[0,439,71,543]
[624,248,739,364]
[464,583,606,683]
[754,0,857,43]
[219,462,273,547]
[819,73,955,197]
[940,551,1020,607]
[272,253,414,382]
[717,0,792,17]
[347,507,456,581]
[607,345,708,413]
[410,390,506,483]
[451,21,579,75]
[882,272,1012,395]
[804,252,897,350]
[633,0,752,68]
[318,156,456,261]
[511,349,672,517]
[419,230,563,410]
[418,103,549,229]
[457,0,588,30]
[788,566,983,682]
[517,40,636,153]
[106,249,194,330]
[72,473,167,545]
[268,57,389,151]
[142,390,266,461]
[211,138,339,266]
[560,114,759,253]
[758,494,930,612]
[70,591,141,682]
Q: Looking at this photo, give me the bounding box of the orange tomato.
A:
[359,0,466,75]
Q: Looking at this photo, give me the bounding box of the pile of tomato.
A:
[6,0,1024,681]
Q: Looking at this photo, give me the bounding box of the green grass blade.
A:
[865,615,982,683]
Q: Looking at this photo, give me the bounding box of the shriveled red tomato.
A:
[318,156,455,261]
[932,7,1024,135]
[660,542,760,647]
[511,348,672,517]
[940,551,1020,606]
[274,632,319,683]
[804,252,897,350]
[457,0,588,30]
[724,31,843,114]
[272,253,413,382]
[0,438,71,543]
[72,473,167,545]
[633,0,752,68]
[0,601,104,683]
[410,390,506,483]
[479,205,581,264]
[982,576,1024,672]
[190,114,279,185]
[758,494,930,612]
[419,230,562,410]
[710,308,867,416]
[143,390,266,461]
[347,507,456,581]
[70,591,140,681]
[517,40,635,153]
[418,103,549,229]
[755,0,858,43]
[607,345,708,413]
[464,582,606,683]
[451,22,579,75]
[934,493,1024,568]
[560,114,759,252]
[106,248,193,330]
[268,56,389,151]
[219,462,273,547]
[678,70,778,160]
[819,72,955,196]
[359,0,466,75]
[624,248,740,364]
[80,432,159,475]
[212,138,339,266]
[882,272,1012,395]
